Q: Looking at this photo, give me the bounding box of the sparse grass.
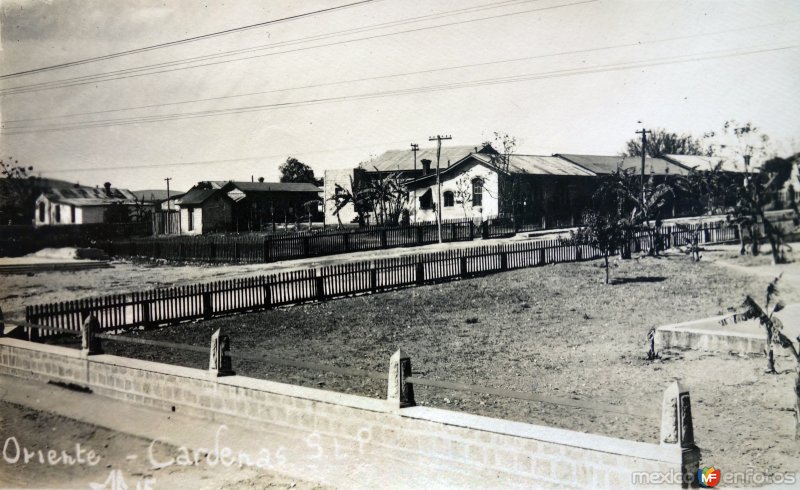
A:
[104,251,800,476]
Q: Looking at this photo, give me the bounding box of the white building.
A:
[34,183,139,226]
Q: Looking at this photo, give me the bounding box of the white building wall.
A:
[179,207,203,235]
[413,163,499,222]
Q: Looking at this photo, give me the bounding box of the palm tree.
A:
[329,175,371,228]
[728,276,800,439]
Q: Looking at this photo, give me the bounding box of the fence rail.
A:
[24,219,768,337]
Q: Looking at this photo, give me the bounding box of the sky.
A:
[1,0,799,192]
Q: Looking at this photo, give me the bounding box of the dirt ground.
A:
[0,237,529,318]
[79,243,800,483]
[0,401,325,490]
[4,239,800,485]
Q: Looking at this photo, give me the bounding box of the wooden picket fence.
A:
[101,218,478,263]
[24,219,759,337]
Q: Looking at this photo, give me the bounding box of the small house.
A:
[34,182,139,226]
[174,187,234,235]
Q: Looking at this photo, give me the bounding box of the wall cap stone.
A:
[400,406,682,464]
[0,338,84,359]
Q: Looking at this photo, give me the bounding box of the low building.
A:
[174,187,234,235]
[406,153,596,226]
[34,183,139,226]
[219,181,322,231]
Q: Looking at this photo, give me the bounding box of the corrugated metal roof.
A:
[225,181,322,193]
[556,154,690,176]
[177,188,220,205]
[130,189,186,202]
[44,185,139,204]
[365,144,495,172]
[509,155,596,176]
[663,154,756,173]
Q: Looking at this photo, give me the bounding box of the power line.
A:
[5,17,798,126]
[34,138,416,174]
[0,0,380,79]
[3,43,796,136]
[0,0,591,96]
[1,0,534,95]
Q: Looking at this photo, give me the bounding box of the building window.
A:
[187,207,194,231]
[55,205,61,223]
[419,189,433,210]
[472,178,483,206]
[443,191,454,207]
[70,206,76,223]
[38,202,45,222]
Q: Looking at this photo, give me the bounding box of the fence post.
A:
[469,221,474,240]
[460,256,468,278]
[342,233,350,252]
[703,225,711,243]
[500,251,508,271]
[81,314,103,356]
[370,263,378,293]
[142,300,153,329]
[233,241,240,261]
[263,282,272,309]
[179,242,186,261]
[415,261,425,285]
[203,289,213,320]
[450,223,457,242]
[416,226,424,244]
[387,349,415,408]
[209,329,235,378]
[380,230,388,248]
[481,221,489,239]
[303,237,311,257]
[539,248,546,265]
[209,240,217,262]
[263,238,271,263]
[28,317,40,343]
[661,380,700,488]
[576,245,582,261]
[315,271,326,301]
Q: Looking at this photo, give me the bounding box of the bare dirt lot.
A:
[79,244,800,481]
[6,241,800,484]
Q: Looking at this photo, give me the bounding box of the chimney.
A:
[421,159,432,176]
[103,182,112,196]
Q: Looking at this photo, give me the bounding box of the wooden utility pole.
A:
[428,134,452,243]
[164,177,172,201]
[411,143,419,224]
[635,128,651,204]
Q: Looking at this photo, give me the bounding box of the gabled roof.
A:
[176,188,223,205]
[39,184,139,206]
[662,154,757,174]
[130,189,186,202]
[555,154,690,176]
[509,155,596,176]
[364,143,497,172]
[223,181,321,193]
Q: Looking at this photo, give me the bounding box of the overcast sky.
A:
[1,0,798,192]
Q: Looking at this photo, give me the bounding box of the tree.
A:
[329,175,371,228]
[624,128,709,158]
[367,170,408,226]
[104,202,132,223]
[726,276,800,438]
[594,168,675,257]
[487,132,521,216]
[0,157,40,225]
[453,176,473,218]
[565,209,627,284]
[279,157,322,186]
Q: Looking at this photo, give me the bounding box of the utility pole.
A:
[164,177,172,202]
[635,128,651,205]
[428,134,452,243]
[410,143,419,224]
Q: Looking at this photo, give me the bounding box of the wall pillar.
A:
[388,349,415,408]
[661,380,701,488]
